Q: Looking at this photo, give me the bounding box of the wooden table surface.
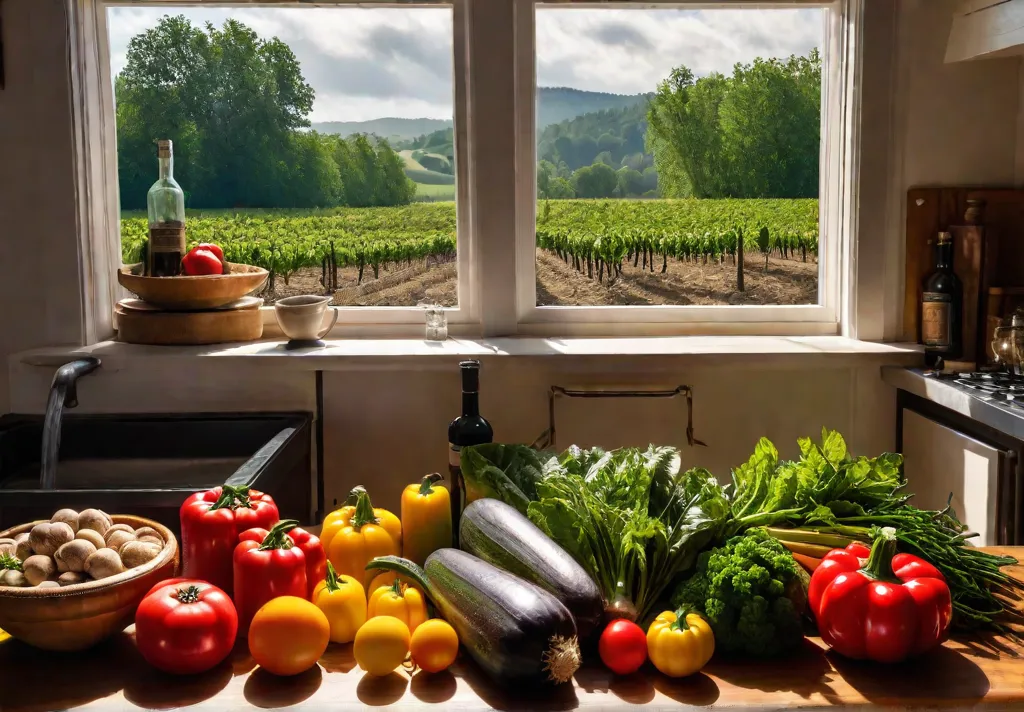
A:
[2,547,1022,712]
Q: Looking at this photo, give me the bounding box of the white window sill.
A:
[15,336,923,372]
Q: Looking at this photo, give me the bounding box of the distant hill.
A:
[311,117,451,142]
[312,87,651,140]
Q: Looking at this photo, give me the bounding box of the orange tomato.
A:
[248,596,330,676]
[410,619,459,673]
[354,616,410,676]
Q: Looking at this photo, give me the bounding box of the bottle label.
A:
[449,444,461,469]
[149,223,186,253]
[922,292,952,348]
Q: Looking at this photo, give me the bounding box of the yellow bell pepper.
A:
[313,562,367,644]
[647,609,715,678]
[368,578,428,633]
[322,486,402,554]
[401,473,452,565]
[328,489,400,588]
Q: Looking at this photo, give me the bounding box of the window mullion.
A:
[465,0,519,336]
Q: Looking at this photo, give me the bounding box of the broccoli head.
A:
[671,528,806,657]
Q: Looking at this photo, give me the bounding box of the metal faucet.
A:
[40,357,101,489]
[51,357,101,409]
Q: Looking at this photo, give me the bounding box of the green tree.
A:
[548,176,575,199]
[282,131,343,208]
[572,163,618,199]
[375,139,416,205]
[537,159,556,198]
[616,167,645,197]
[647,49,820,199]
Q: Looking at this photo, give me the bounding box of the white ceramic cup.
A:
[274,295,338,341]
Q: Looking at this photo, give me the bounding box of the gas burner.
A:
[929,370,1024,410]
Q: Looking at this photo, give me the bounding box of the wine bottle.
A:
[921,231,962,368]
[146,139,186,277]
[448,360,493,543]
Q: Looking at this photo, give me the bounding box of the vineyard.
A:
[120,199,818,296]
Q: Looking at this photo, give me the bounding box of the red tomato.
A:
[195,242,224,261]
[135,578,238,675]
[182,247,224,276]
[599,619,648,675]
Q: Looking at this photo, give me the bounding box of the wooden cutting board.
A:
[115,297,264,345]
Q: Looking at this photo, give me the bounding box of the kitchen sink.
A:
[0,412,312,538]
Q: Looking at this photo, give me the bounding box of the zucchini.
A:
[368,550,581,685]
[460,498,603,640]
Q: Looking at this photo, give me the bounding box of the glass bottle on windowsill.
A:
[921,231,962,369]
[146,139,186,277]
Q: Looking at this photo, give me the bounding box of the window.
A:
[106,3,463,312]
[75,0,858,339]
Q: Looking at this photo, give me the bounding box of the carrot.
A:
[791,552,823,573]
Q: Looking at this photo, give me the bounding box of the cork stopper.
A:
[157,139,173,158]
[937,231,952,245]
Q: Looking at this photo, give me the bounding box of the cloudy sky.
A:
[107,5,822,123]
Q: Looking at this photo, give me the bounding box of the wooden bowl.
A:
[117,263,269,310]
[0,515,179,651]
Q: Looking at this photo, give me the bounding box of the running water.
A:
[39,358,100,489]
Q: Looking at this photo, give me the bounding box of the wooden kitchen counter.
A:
[2,548,1023,712]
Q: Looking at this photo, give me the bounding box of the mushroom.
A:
[50,508,80,533]
[0,570,28,587]
[54,539,97,573]
[23,555,57,586]
[77,509,112,536]
[15,537,32,562]
[75,529,106,550]
[0,539,16,557]
[120,540,162,569]
[105,530,136,553]
[28,522,74,557]
[36,580,61,589]
[57,571,86,586]
[84,549,124,580]
[133,527,164,543]
[104,524,135,540]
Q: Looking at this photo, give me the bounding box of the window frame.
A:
[512,0,855,337]
[74,0,861,341]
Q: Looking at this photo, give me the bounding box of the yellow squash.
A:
[646,609,715,678]
[401,473,452,565]
[368,578,428,633]
[312,562,367,644]
[328,489,400,589]
[321,486,402,553]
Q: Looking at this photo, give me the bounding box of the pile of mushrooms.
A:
[0,509,164,588]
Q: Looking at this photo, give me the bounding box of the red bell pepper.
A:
[237,524,326,599]
[233,519,307,634]
[810,527,952,662]
[180,485,279,596]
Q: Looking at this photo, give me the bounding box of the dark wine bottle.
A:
[448,360,493,544]
[921,231,962,368]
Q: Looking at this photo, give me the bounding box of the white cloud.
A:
[107,5,821,122]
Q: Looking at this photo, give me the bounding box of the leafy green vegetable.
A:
[459,444,556,513]
[672,529,806,657]
[462,443,730,623]
[726,428,1022,633]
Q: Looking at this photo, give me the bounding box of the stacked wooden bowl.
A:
[116,263,269,345]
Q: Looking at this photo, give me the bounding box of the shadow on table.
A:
[411,669,458,703]
[244,665,322,708]
[574,664,656,705]
[827,645,990,706]
[454,656,579,712]
[124,659,234,709]
[356,671,409,706]
[320,642,359,674]
[0,633,137,712]
[653,671,720,705]
[706,638,835,698]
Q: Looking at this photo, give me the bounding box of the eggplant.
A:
[459,498,603,640]
[368,549,581,685]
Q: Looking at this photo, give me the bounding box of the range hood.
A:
[946,0,1024,63]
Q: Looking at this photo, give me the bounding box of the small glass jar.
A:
[421,303,448,341]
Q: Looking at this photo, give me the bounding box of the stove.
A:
[929,370,1024,412]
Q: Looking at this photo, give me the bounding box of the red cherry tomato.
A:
[135,578,238,674]
[599,619,648,675]
[195,242,225,261]
[182,247,224,276]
